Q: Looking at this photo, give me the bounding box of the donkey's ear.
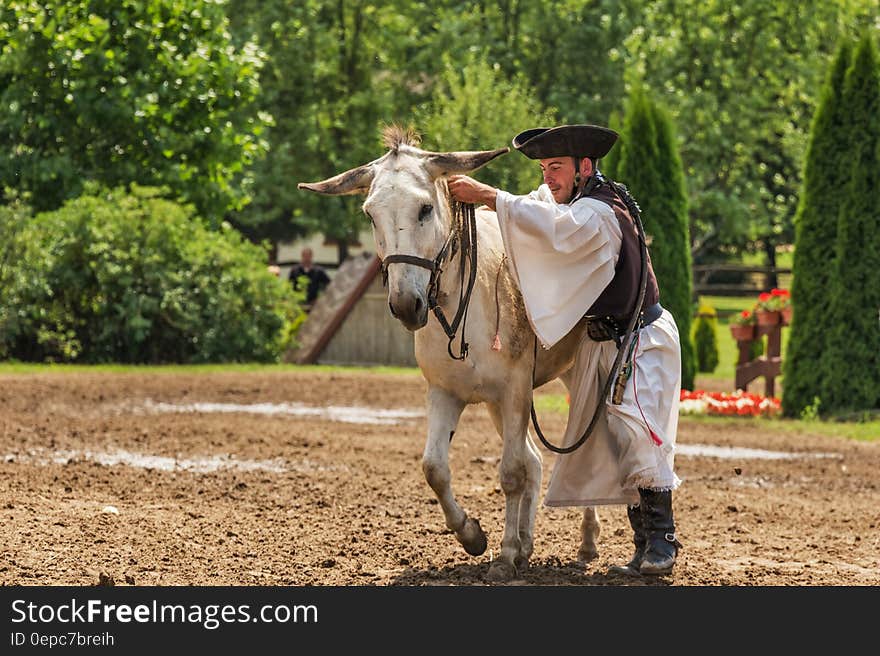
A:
[424,148,509,178]
[298,163,375,196]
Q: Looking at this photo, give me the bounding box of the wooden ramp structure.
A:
[288,253,417,366]
[734,319,784,397]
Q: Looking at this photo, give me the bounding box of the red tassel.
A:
[649,429,663,446]
[491,334,502,351]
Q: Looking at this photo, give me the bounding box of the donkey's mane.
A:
[382,124,421,152]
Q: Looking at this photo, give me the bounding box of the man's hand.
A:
[448,175,498,211]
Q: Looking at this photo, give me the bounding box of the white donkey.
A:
[299,127,599,581]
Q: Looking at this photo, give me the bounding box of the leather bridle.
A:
[381,200,478,360]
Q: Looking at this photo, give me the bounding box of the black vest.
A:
[578,181,660,321]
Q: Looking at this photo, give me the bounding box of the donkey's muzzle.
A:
[389,290,428,331]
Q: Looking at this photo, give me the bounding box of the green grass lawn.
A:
[740,248,793,269]
[678,413,880,442]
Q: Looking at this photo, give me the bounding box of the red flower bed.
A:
[679,389,781,417]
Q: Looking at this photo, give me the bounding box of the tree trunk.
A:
[764,240,778,290]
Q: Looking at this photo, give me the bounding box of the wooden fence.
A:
[693,264,792,297]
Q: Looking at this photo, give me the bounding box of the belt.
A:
[585,302,664,344]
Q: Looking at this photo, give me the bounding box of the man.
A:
[288,247,330,310]
[448,124,682,576]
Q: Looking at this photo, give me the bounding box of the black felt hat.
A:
[512,124,619,160]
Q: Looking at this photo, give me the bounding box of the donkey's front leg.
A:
[422,385,487,557]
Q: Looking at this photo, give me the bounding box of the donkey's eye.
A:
[418,204,433,222]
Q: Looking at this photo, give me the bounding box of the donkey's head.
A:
[299,126,507,330]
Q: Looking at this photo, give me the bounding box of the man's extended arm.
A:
[448,175,497,210]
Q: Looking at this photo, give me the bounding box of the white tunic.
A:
[495,185,681,506]
[495,185,621,349]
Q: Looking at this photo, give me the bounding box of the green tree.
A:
[819,35,880,415]
[599,109,624,180]
[620,0,876,266]
[615,87,695,389]
[224,1,630,256]
[418,54,556,194]
[418,1,634,126]
[0,0,268,221]
[783,41,852,417]
[221,0,876,265]
[227,0,405,260]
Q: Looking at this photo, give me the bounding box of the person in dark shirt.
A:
[288,247,330,310]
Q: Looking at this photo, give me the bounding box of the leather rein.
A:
[381,199,478,360]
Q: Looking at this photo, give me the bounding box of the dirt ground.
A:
[1,369,877,586]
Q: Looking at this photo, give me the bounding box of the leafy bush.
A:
[0,199,44,358]
[692,304,719,373]
[1,186,304,363]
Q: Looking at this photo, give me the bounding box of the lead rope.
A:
[530,334,618,454]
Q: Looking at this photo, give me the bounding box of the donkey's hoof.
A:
[486,559,517,582]
[514,554,531,572]
[457,517,487,556]
[577,546,599,564]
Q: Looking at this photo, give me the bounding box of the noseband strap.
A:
[381,254,439,273]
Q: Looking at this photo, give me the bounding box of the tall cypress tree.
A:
[599,109,623,180]
[615,88,696,390]
[783,41,853,417]
[649,100,695,390]
[820,35,880,415]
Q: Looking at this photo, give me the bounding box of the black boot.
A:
[609,504,647,576]
[637,488,681,576]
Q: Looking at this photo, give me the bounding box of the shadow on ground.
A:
[390,557,673,586]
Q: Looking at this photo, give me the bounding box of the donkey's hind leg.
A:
[578,507,601,563]
[423,385,487,557]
